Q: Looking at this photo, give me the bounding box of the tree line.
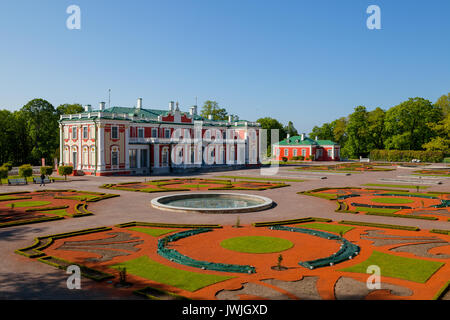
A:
[0,99,83,166]
[308,94,449,158]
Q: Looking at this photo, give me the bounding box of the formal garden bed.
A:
[300,187,450,222]
[15,218,450,300]
[101,178,289,193]
[293,163,395,173]
[0,190,119,228]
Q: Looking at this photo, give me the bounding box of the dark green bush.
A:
[18,164,33,179]
[40,166,53,176]
[58,166,73,180]
[2,162,13,171]
[370,149,445,163]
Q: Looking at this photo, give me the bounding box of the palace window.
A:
[111,126,119,140]
[83,126,88,139]
[111,150,119,166]
[284,149,288,156]
[293,149,298,156]
[164,129,171,139]
[151,128,158,138]
[302,149,306,157]
[72,127,77,139]
[138,128,144,138]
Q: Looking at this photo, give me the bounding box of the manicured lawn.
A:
[220,236,293,254]
[339,250,444,283]
[5,201,51,208]
[110,256,233,292]
[371,197,415,204]
[39,209,69,217]
[314,193,338,200]
[128,227,177,237]
[364,183,429,189]
[297,222,354,235]
[216,176,305,182]
[175,184,212,188]
[56,195,99,201]
[354,206,399,214]
[0,195,29,201]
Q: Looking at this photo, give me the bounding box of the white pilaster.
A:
[59,124,63,166]
[153,144,159,168]
[125,126,130,169]
[97,124,105,171]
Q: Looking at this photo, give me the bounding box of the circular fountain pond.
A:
[151,193,273,213]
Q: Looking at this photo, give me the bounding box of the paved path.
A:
[0,163,448,299]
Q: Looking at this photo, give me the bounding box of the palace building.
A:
[58,99,262,176]
[272,134,340,161]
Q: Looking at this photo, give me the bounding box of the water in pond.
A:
[164,197,264,209]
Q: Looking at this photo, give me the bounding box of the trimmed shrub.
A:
[281,157,288,162]
[370,149,445,163]
[2,162,13,171]
[58,166,73,180]
[40,166,53,176]
[18,164,33,180]
[0,166,8,184]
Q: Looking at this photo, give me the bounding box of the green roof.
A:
[275,135,337,146]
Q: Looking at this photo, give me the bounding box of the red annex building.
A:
[273,134,340,161]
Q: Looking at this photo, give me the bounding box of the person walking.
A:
[40,173,46,187]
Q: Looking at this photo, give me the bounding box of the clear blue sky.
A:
[1,0,449,133]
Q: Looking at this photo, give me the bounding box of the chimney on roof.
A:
[208,114,213,120]
[175,101,180,111]
[315,136,318,141]
[287,134,290,140]
[99,102,106,111]
[301,133,305,141]
[189,105,198,116]
[84,104,92,112]
[137,98,142,109]
[228,115,233,122]
[169,101,175,113]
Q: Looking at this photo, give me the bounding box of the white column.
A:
[125,126,130,169]
[332,145,335,160]
[137,149,141,168]
[97,124,105,171]
[77,125,82,170]
[153,144,159,168]
[59,124,64,166]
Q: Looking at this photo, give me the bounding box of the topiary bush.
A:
[2,162,13,171]
[18,164,33,180]
[40,166,53,176]
[58,166,73,180]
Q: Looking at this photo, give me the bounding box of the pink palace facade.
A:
[58,99,261,176]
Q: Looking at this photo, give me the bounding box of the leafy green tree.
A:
[58,165,73,180]
[284,121,298,137]
[200,100,228,120]
[435,93,450,116]
[367,107,386,150]
[256,117,287,155]
[384,98,443,150]
[422,113,450,153]
[56,103,84,116]
[342,106,371,158]
[310,123,334,140]
[331,117,348,146]
[19,99,59,165]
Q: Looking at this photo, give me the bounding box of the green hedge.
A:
[430,229,450,235]
[364,212,438,220]
[0,216,63,229]
[339,220,420,231]
[370,149,445,163]
[433,281,450,300]
[134,286,189,300]
[116,221,223,229]
[253,217,332,227]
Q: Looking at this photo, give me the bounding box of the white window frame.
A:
[83,126,88,139]
[327,149,332,157]
[164,128,171,139]
[72,126,77,140]
[293,149,298,156]
[138,128,144,138]
[111,150,119,166]
[302,149,306,157]
[284,149,288,156]
[111,126,119,140]
[151,128,158,138]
